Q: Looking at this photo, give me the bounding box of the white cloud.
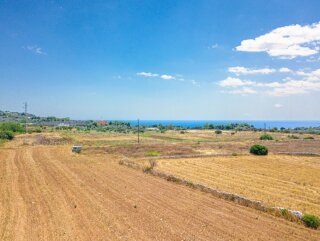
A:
[236,22,320,59]
[136,72,158,77]
[160,74,175,80]
[219,77,255,87]
[268,79,320,96]
[136,71,199,86]
[228,66,276,75]
[219,68,320,96]
[279,67,291,73]
[24,45,46,55]
[274,103,283,108]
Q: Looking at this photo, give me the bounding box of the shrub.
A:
[0,122,24,133]
[215,130,222,134]
[302,214,320,229]
[231,153,238,156]
[304,136,314,140]
[0,130,14,140]
[149,159,157,168]
[186,181,194,187]
[143,159,157,173]
[250,144,268,155]
[143,166,153,173]
[259,134,273,140]
[288,135,299,139]
[145,150,160,157]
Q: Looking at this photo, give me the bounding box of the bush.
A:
[145,150,160,157]
[304,136,314,140]
[288,135,299,139]
[0,122,24,133]
[250,144,268,155]
[260,134,273,140]
[0,130,14,140]
[302,214,320,229]
[143,159,157,173]
[215,130,222,134]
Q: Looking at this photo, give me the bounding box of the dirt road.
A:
[0,144,319,241]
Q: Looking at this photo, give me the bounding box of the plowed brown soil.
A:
[0,136,319,240]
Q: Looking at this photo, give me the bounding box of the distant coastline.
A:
[125,120,320,129]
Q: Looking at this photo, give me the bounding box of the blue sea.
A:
[126,120,320,129]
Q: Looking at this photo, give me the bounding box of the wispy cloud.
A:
[136,71,199,86]
[160,74,175,80]
[219,77,255,87]
[209,44,219,49]
[136,72,158,77]
[23,45,47,55]
[236,22,320,59]
[228,66,276,75]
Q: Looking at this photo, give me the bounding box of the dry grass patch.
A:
[150,155,320,216]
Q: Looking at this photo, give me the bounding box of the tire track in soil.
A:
[0,145,319,241]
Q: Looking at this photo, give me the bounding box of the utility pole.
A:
[23,102,28,133]
[137,118,140,144]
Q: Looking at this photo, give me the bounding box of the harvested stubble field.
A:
[0,132,319,241]
[140,155,320,217]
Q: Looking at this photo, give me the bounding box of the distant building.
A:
[146,127,160,131]
[96,120,108,125]
[58,123,70,127]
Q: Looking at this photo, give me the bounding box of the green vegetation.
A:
[303,136,314,140]
[0,130,14,140]
[0,122,24,133]
[288,134,299,139]
[259,134,273,140]
[203,123,253,131]
[250,144,268,156]
[145,150,160,157]
[186,180,194,187]
[0,122,24,141]
[215,130,222,134]
[302,214,320,229]
[143,159,157,173]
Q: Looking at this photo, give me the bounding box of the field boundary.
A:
[142,153,245,160]
[142,152,320,160]
[118,158,312,228]
[276,152,320,156]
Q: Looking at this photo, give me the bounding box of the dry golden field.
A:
[144,155,320,216]
[1,131,319,240]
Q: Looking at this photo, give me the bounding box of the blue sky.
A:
[1,0,320,120]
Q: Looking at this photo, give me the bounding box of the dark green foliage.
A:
[0,130,14,140]
[260,134,273,140]
[250,144,268,155]
[203,123,254,131]
[302,214,320,229]
[288,135,299,139]
[303,136,314,140]
[215,130,222,134]
[0,122,24,133]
